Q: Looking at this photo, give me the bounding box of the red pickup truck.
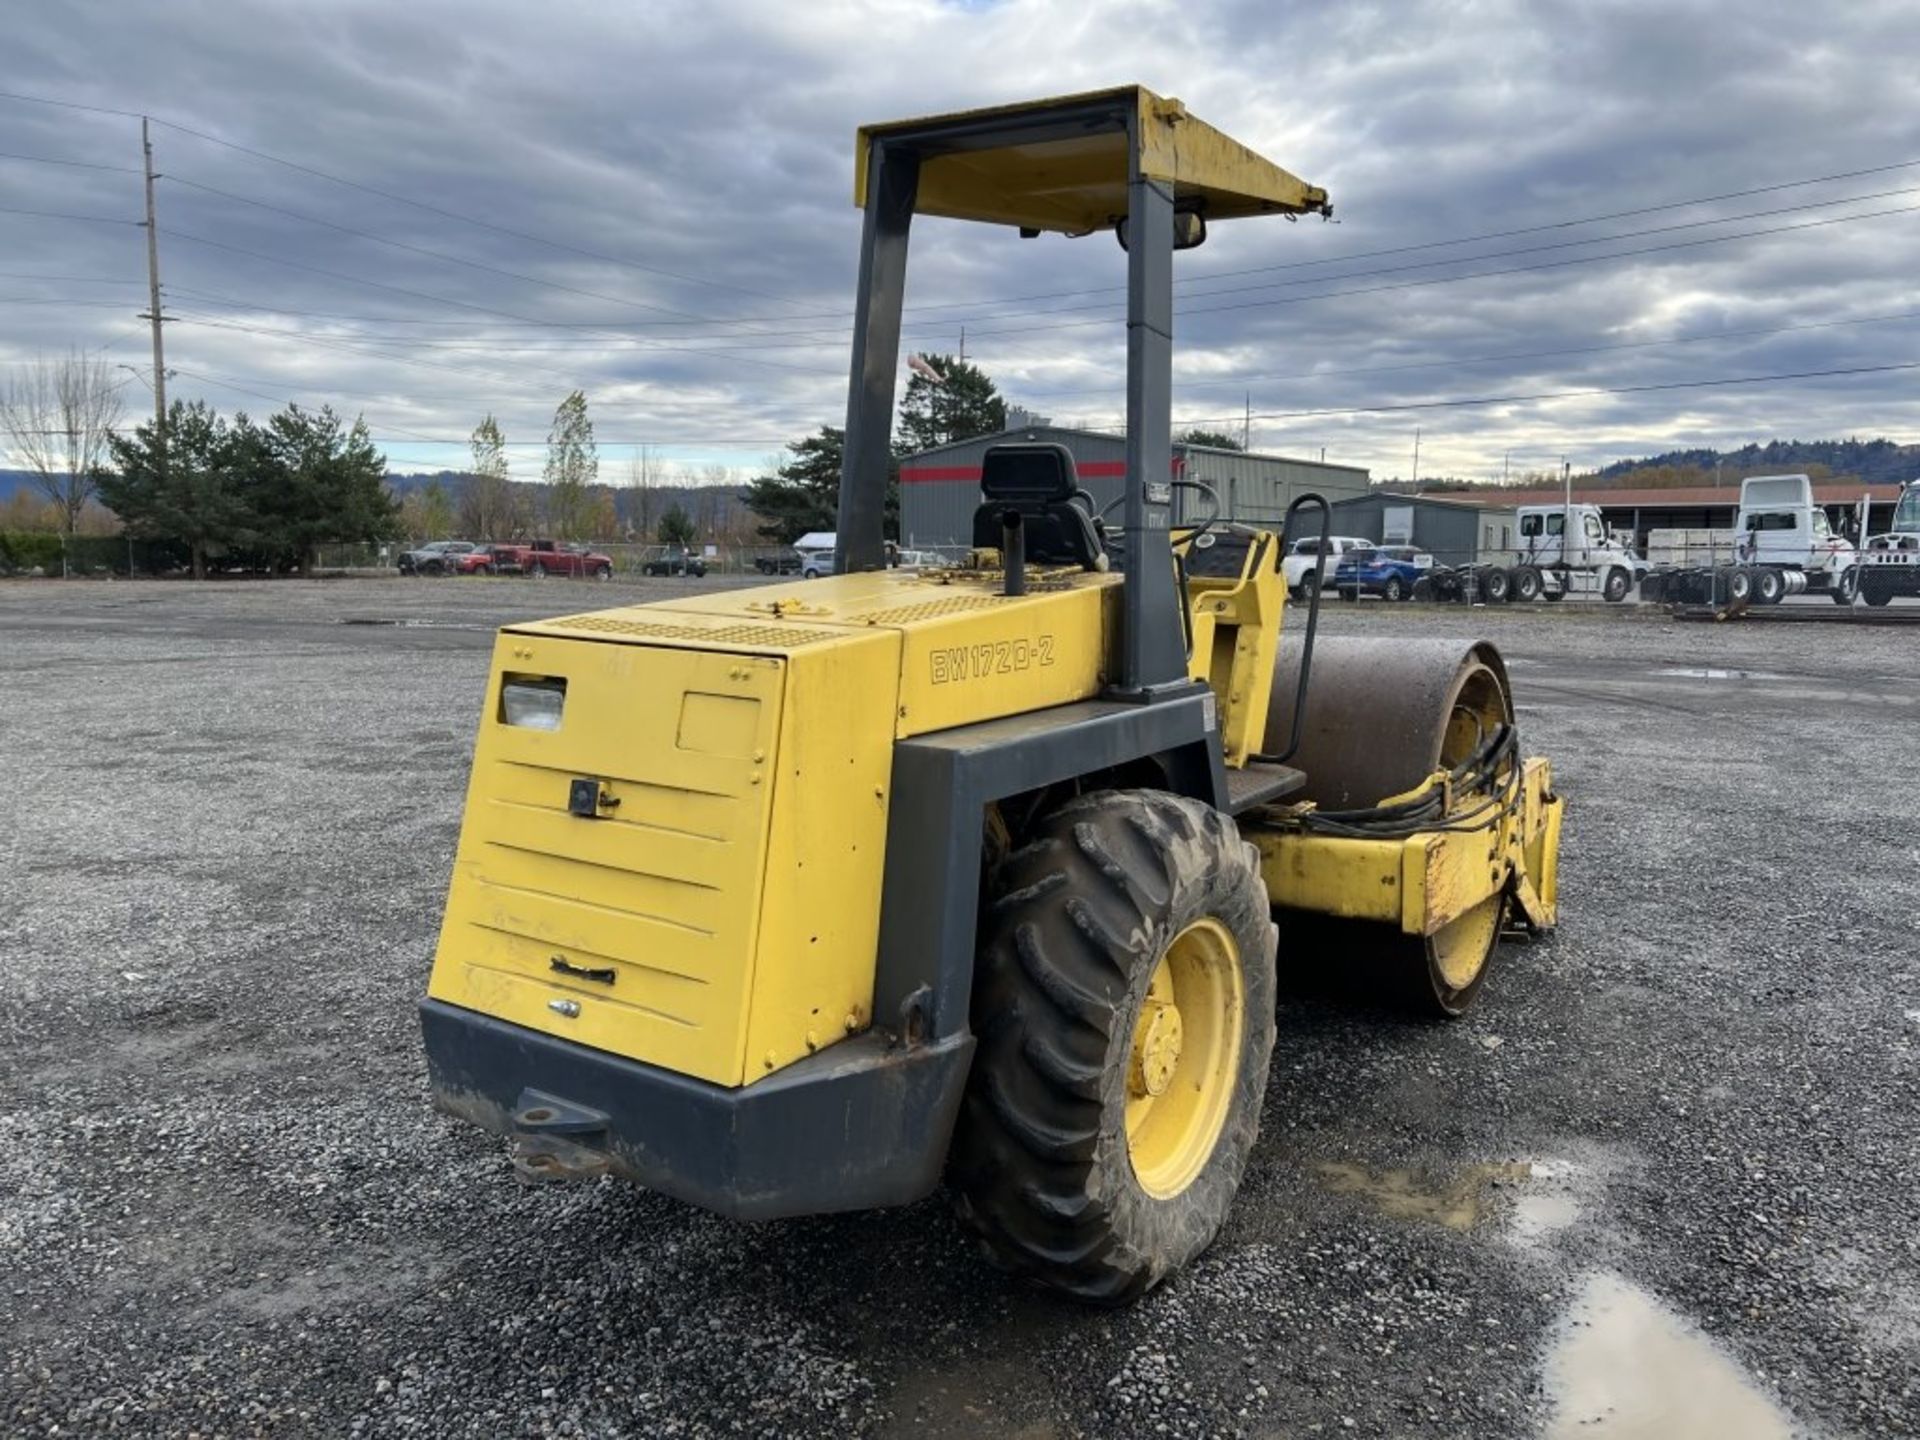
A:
[500,540,615,580]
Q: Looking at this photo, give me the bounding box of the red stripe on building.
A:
[898,465,983,483]
[899,458,1150,484]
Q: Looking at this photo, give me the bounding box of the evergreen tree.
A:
[741,426,904,544]
[544,391,597,537]
[743,427,844,542]
[895,355,1006,455]
[100,400,253,581]
[657,503,696,546]
[1178,428,1244,451]
[255,404,397,575]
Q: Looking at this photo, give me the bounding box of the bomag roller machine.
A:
[421,87,1564,1303]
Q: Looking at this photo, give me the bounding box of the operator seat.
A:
[970,443,1107,570]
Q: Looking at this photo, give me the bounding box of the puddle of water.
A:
[337,617,489,631]
[1312,1160,1531,1230]
[1651,667,1785,681]
[1510,1189,1580,1243]
[1544,1271,1792,1439]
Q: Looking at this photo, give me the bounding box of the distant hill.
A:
[1592,439,1919,489]
[1375,437,1920,495]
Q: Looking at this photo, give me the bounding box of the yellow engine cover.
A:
[426,570,1117,1087]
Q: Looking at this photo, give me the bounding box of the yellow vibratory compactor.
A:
[421,87,1564,1302]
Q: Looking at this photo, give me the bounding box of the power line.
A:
[946,198,1920,348]
[902,155,1920,316]
[168,194,1920,360]
[162,172,727,325]
[0,150,141,174]
[1022,306,1920,398]
[156,226,828,374]
[9,80,1920,343]
[146,119,811,309]
[270,359,1920,446]
[167,366,448,443]
[166,314,839,422]
[0,85,816,311]
[885,185,1920,337]
[0,90,142,119]
[1139,359,1920,428]
[0,272,145,285]
[0,204,138,226]
[0,296,143,308]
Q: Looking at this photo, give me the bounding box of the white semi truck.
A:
[1642,474,1858,607]
[1506,503,1647,602]
[1447,502,1644,603]
[1858,479,1920,607]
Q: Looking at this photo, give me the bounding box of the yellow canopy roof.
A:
[855,85,1329,236]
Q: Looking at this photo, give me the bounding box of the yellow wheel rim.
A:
[1125,918,1245,1200]
[1428,893,1504,993]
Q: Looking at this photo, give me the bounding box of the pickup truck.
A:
[754,548,804,575]
[397,540,477,576]
[1281,535,1373,597]
[516,540,614,580]
[642,546,708,578]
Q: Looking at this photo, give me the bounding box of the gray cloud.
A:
[3,0,1918,484]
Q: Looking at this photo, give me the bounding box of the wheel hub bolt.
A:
[1131,1002,1183,1098]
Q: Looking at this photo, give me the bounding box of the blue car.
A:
[1333,545,1433,601]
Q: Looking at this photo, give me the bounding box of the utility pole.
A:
[139,117,167,431]
[958,326,966,364]
[1411,426,1421,485]
[1243,391,1251,451]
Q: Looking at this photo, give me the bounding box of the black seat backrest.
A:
[971,443,1104,569]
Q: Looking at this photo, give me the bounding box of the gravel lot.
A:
[2,577,1916,1438]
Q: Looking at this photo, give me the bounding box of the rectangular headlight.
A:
[501,676,566,731]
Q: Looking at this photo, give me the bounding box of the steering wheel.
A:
[1168,479,1224,550]
[1096,479,1224,531]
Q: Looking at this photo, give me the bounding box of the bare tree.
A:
[623,443,659,539]
[0,351,126,543]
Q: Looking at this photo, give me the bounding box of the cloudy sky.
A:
[4,0,1919,485]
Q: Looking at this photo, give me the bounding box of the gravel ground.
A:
[2,576,1916,1439]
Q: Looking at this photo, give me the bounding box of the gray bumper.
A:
[418,1000,972,1221]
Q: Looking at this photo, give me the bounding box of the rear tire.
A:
[1728,567,1754,603]
[1481,568,1511,603]
[1383,576,1405,602]
[950,790,1277,1305]
[1602,567,1631,603]
[1512,565,1543,602]
[529,561,548,579]
[1753,567,1785,606]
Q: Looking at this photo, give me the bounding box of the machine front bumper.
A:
[419,999,973,1221]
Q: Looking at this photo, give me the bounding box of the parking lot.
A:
[3,576,1917,1438]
